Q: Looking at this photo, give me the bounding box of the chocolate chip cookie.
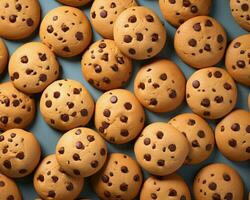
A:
[169,113,215,164]
[134,122,189,176]
[34,154,84,200]
[57,0,91,7]
[40,6,92,57]
[0,0,40,40]
[81,39,132,91]
[0,38,8,74]
[186,67,237,119]
[95,89,145,144]
[193,163,244,200]
[174,16,227,68]
[56,127,107,178]
[114,6,167,60]
[90,0,137,39]
[0,129,41,178]
[159,0,212,27]
[91,153,143,200]
[134,59,186,113]
[215,109,250,161]
[225,34,250,86]
[0,82,36,131]
[9,42,59,94]
[140,174,191,200]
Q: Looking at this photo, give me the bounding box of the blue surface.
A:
[0,0,250,199]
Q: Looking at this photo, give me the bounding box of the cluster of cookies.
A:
[0,0,249,200]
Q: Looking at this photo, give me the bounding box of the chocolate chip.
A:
[61,114,69,122]
[73,169,80,175]
[51,176,58,183]
[124,35,132,43]
[156,131,164,139]
[16,152,24,159]
[48,190,56,198]
[234,42,241,48]
[237,60,245,68]
[205,19,213,26]
[212,193,221,200]
[58,147,64,154]
[201,98,210,107]
[26,18,34,26]
[116,56,124,64]
[157,159,165,166]
[45,100,52,108]
[121,166,128,173]
[192,140,200,147]
[231,123,240,131]
[168,144,176,152]
[21,56,28,63]
[128,15,137,23]
[75,32,83,41]
[120,115,128,123]
[146,15,154,22]
[73,88,80,94]
[111,64,118,72]
[15,3,22,11]
[209,182,217,190]
[241,3,249,11]
[73,153,80,161]
[169,189,177,196]
[14,117,22,124]
[188,39,197,47]
[110,96,118,103]
[0,135,4,142]
[120,129,129,137]
[101,53,109,61]
[100,10,107,18]
[124,102,132,110]
[12,72,19,80]
[151,193,157,199]
[193,23,201,31]
[228,139,237,147]
[188,119,196,125]
[151,33,159,42]
[103,109,111,117]
[102,175,109,183]
[39,74,47,82]
[0,116,8,124]
[191,5,198,13]
[224,82,232,90]
[37,175,44,182]
[80,109,88,116]
[91,160,98,168]
[214,71,222,78]
[160,73,167,80]
[169,89,177,98]
[204,44,211,51]
[91,12,96,18]
[62,46,70,52]
[104,190,111,197]
[87,135,95,142]
[47,25,54,33]
[169,0,176,3]
[149,98,158,105]
[183,0,191,7]
[197,130,205,138]
[3,160,11,169]
[7,195,14,200]
[100,148,106,156]
[223,173,231,181]
[76,141,84,149]
[246,125,250,133]
[138,82,145,89]
[120,183,128,191]
[144,138,151,145]
[9,15,17,23]
[217,34,224,43]
[224,192,233,200]
[129,48,136,55]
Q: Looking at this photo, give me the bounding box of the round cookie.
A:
[0,0,40,40]
[9,42,59,94]
[159,0,212,27]
[90,0,138,39]
[113,6,167,60]
[215,109,250,161]
[40,79,94,131]
[0,82,36,131]
[140,174,191,200]
[57,0,91,7]
[34,154,84,200]
[56,127,107,178]
[39,6,92,57]
[0,38,8,74]
[225,34,250,87]
[230,0,250,31]
[169,113,215,164]
[95,89,145,144]
[134,59,186,113]
[81,39,132,91]
[186,67,237,119]
[174,16,227,68]
[0,173,22,200]
[91,153,143,200]
[193,163,244,200]
[0,129,41,178]
[134,122,189,176]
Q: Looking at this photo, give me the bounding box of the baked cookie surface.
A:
[57,0,91,7]
[0,38,8,74]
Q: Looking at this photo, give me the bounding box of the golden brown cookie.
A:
[186,67,237,119]
[0,0,40,40]
[248,94,250,109]
[95,89,145,144]
[40,6,92,57]
[91,153,143,200]
[90,0,138,39]
[0,38,8,74]
[81,39,132,91]
[0,129,41,178]
[193,163,244,200]
[140,174,191,200]
[34,154,84,200]
[174,16,227,68]
[134,59,186,113]
[159,0,212,27]
[0,82,36,131]
[9,42,59,94]
[113,6,167,60]
[215,109,250,161]
[57,0,91,7]
[134,122,189,176]
[40,79,94,131]
[225,34,250,87]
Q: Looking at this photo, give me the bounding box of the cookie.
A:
[193,163,244,200]
[174,16,227,68]
[248,94,250,109]
[159,0,212,27]
[0,82,36,131]
[95,89,145,144]
[56,127,107,178]
[169,113,215,164]
[81,39,132,91]
[134,122,189,176]
[57,0,91,7]
[113,6,167,60]
[140,174,191,200]
[0,129,41,178]
[134,59,186,113]
[230,0,250,31]
[34,154,84,200]
[225,34,250,87]
[186,67,237,119]
[9,42,59,94]
[91,153,143,200]
[40,6,92,57]
[0,173,22,200]
[0,0,40,40]
[90,0,138,39]
[0,38,8,74]
[215,109,250,161]
[40,79,94,131]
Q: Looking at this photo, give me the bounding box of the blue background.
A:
[0,0,249,199]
